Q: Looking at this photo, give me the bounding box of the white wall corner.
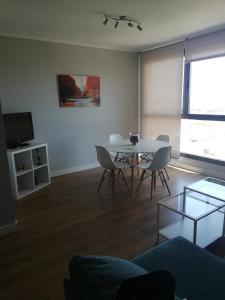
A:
[50,162,100,177]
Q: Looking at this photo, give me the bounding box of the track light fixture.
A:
[102,17,108,25]
[102,14,143,31]
[137,24,143,31]
[114,21,119,28]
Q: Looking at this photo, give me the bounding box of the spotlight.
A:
[114,21,119,28]
[128,21,133,27]
[103,17,108,25]
[137,24,143,31]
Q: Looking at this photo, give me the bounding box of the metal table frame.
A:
[157,179,225,245]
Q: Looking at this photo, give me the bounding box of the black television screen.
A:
[3,112,34,148]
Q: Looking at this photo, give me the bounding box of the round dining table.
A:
[103,138,171,193]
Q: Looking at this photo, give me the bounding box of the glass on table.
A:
[129,133,140,145]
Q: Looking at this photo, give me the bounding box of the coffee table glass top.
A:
[158,191,225,221]
[186,177,225,202]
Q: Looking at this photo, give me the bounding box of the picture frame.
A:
[57,74,100,107]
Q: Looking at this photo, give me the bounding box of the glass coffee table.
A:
[157,177,225,248]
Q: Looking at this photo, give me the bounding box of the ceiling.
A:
[1,0,225,52]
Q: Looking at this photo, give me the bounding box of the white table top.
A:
[104,138,171,154]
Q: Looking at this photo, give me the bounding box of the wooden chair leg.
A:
[158,170,165,186]
[150,171,154,201]
[114,153,119,161]
[119,169,130,192]
[97,169,106,192]
[111,170,115,198]
[136,169,146,192]
[164,168,169,180]
[161,170,171,195]
[153,171,156,189]
[136,154,139,175]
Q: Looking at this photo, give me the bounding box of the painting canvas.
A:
[57,74,100,107]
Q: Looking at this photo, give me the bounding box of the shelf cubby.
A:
[32,146,48,168]
[34,165,50,187]
[17,172,35,198]
[7,142,50,200]
[14,150,32,174]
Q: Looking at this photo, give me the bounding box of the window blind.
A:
[185,30,225,62]
[140,42,184,159]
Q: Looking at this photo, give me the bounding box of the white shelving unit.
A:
[7,142,51,200]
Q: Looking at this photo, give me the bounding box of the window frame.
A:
[181,55,225,164]
[182,57,225,121]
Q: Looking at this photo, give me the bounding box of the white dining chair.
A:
[136,146,171,201]
[109,133,123,161]
[156,135,170,179]
[109,133,124,145]
[95,145,130,197]
[109,133,131,164]
[156,135,170,143]
[141,134,170,179]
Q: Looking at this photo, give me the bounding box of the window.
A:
[180,56,225,164]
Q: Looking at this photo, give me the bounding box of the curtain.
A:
[185,30,225,62]
[140,42,184,159]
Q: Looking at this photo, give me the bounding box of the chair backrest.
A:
[95,146,115,170]
[109,134,124,145]
[156,135,169,143]
[149,146,171,170]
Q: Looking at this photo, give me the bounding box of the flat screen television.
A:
[3,112,34,148]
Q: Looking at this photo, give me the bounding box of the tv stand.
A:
[19,142,30,147]
[7,142,30,149]
[7,142,50,200]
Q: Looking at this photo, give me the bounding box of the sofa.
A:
[64,236,225,300]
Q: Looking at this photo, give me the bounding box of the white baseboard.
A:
[51,162,100,177]
[0,220,18,237]
[51,158,225,181]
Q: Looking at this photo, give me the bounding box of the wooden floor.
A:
[0,166,203,300]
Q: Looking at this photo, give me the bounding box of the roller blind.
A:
[185,30,225,62]
[140,42,184,159]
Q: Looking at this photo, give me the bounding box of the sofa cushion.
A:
[69,255,147,300]
[132,236,225,300]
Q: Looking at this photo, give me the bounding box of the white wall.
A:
[0,36,138,176]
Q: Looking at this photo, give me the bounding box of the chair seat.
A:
[114,161,130,169]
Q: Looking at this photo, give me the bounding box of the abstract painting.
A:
[57,74,100,107]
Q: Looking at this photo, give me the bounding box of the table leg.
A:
[183,187,186,216]
[156,202,160,244]
[136,153,139,176]
[130,154,134,195]
[222,211,225,236]
[193,220,197,244]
